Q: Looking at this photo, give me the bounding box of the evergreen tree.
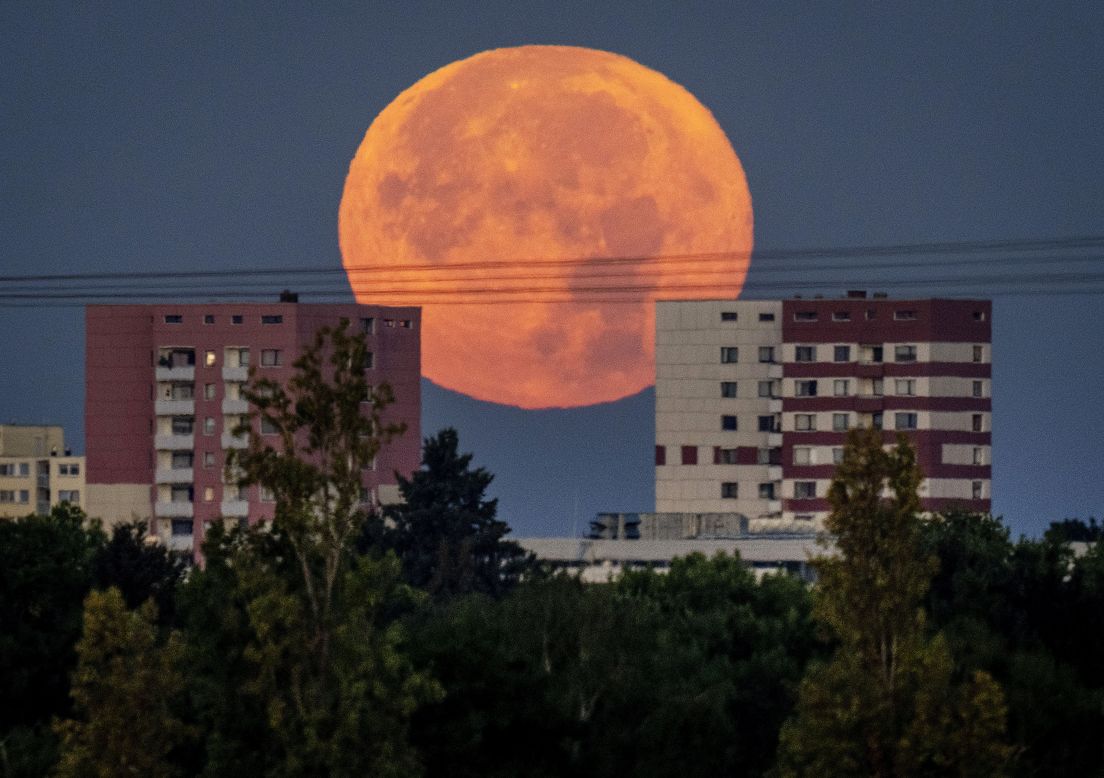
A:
[382,428,534,601]
[777,427,1013,776]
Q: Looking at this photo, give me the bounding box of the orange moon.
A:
[339,45,752,409]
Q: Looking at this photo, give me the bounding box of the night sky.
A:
[3,3,1103,537]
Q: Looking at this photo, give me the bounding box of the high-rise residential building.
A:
[85,300,421,552]
[0,424,85,518]
[655,294,991,530]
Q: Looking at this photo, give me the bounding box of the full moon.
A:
[339,45,753,408]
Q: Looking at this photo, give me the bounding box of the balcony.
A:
[154,501,194,518]
[220,500,249,517]
[221,398,249,414]
[221,432,248,449]
[154,434,194,450]
[222,366,249,382]
[155,467,193,484]
[155,399,195,416]
[854,396,885,413]
[155,366,195,382]
[166,535,195,553]
[854,363,885,378]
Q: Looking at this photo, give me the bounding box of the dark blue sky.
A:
[3,3,1102,536]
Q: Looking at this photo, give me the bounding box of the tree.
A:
[214,320,437,776]
[777,427,1013,776]
[91,519,188,625]
[382,428,534,601]
[54,588,191,778]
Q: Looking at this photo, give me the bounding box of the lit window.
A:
[759,482,776,499]
[794,481,816,499]
[721,311,738,322]
[205,350,216,367]
[261,315,283,324]
[794,346,816,362]
[203,486,215,502]
[204,417,216,435]
[721,347,739,364]
[681,446,698,465]
[721,415,738,431]
[834,345,850,362]
[795,414,816,431]
[164,314,183,324]
[896,379,916,396]
[833,311,851,322]
[261,349,281,367]
[895,412,918,430]
[721,482,739,499]
[894,345,917,362]
[833,413,850,431]
[793,447,812,465]
[894,310,917,320]
[721,382,737,398]
[833,379,850,397]
[796,380,818,397]
[759,312,775,322]
[794,311,818,321]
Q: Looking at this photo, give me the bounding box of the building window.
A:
[833,379,850,397]
[972,480,984,499]
[203,314,215,324]
[235,348,251,367]
[170,485,192,503]
[721,482,739,499]
[794,311,818,321]
[0,491,13,503]
[833,413,850,431]
[865,309,877,320]
[759,482,776,499]
[895,412,918,430]
[973,447,984,465]
[721,311,738,322]
[973,345,984,363]
[758,346,775,363]
[757,447,775,465]
[795,414,816,431]
[894,310,917,320]
[758,415,779,433]
[972,380,983,398]
[655,446,666,466]
[973,311,986,321]
[171,519,193,536]
[795,380,818,397]
[203,486,215,502]
[794,346,816,362]
[894,344,917,362]
[832,447,844,464]
[231,314,243,324]
[794,481,816,499]
[862,345,884,363]
[205,383,216,400]
[18,489,30,503]
[895,379,916,396]
[261,315,283,324]
[721,347,739,364]
[363,351,375,370]
[681,446,698,465]
[793,447,812,465]
[59,463,80,476]
[361,317,375,334]
[261,349,282,367]
[871,378,885,396]
[203,417,216,435]
[718,448,739,465]
[721,415,738,431]
[972,414,983,432]
[171,417,194,435]
[721,381,738,398]
[833,311,851,322]
[759,312,775,322]
[834,345,850,362]
[0,464,12,476]
[164,314,183,324]
[872,412,883,430]
[203,451,215,468]
[19,463,30,476]
[205,350,216,367]
[758,380,775,398]
[260,486,276,503]
[261,417,278,435]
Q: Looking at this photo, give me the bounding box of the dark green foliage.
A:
[91,519,188,624]
[0,504,103,775]
[382,428,535,601]
[1044,516,1103,543]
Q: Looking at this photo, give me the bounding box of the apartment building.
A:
[655,294,991,529]
[0,424,85,518]
[85,299,421,552]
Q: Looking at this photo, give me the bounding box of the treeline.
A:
[3,325,1103,776]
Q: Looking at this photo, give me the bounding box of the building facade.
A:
[85,301,421,552]
[655,295,991,529]
[0,424,85,518]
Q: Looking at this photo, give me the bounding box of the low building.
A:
[0,424,85,518]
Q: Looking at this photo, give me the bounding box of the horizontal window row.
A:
[156,348,376,370]
[791,309,986,323]
[656,446,782,466]
[721,344,987,366]
[0,463,30,477]
[164,314,283,325]
[719,311,776,323]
